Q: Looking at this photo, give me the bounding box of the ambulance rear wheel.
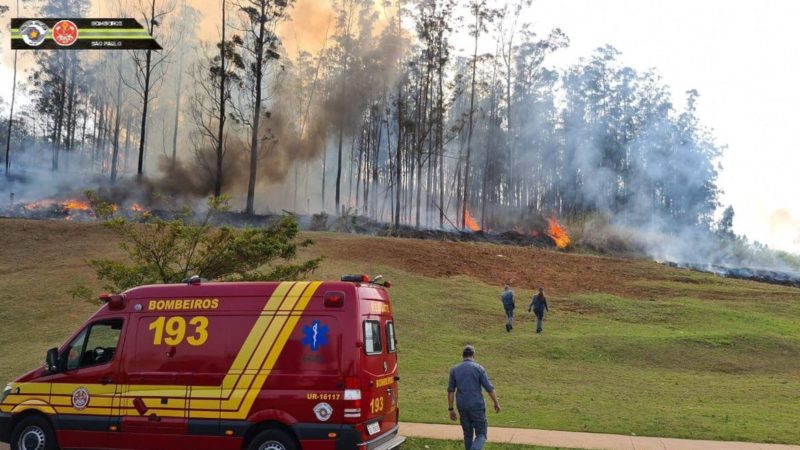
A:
[248,429,298,450]
[10,415,58,450]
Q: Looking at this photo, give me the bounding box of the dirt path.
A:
[400,422,800,450]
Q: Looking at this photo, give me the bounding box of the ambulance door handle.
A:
[100,376,113,385]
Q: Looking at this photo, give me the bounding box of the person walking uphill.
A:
[501,284,515,332]
[529,287,549,334]
[448,345,501,450]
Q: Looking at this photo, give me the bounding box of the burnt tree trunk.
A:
[216,0,228,200]
[136,0,158,180]
[462,9,480,228]
[245,0,269,213]
[110,56,124,183]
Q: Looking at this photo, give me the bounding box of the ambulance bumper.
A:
[0,412,11,443]
[367,434,406,450]
[359,425,405,450]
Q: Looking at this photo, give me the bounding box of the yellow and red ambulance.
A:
[0,275,404,450]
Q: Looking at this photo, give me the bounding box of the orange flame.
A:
[546,217,571,249]
[130,203,146,213]
[62,199,92,212]
[464,208,481,232]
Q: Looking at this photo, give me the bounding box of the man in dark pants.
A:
[501,284,515,332]
[447,345,501,450]
[529,287,549,334]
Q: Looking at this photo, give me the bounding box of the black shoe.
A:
[505,324,510,332]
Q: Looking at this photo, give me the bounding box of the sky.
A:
[1,0,799,254]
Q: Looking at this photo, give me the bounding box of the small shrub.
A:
[335,207,355,232]
[310,212,329,231]
[84,190,118,221]
[89,196,322,292]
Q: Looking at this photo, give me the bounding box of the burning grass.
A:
[464,208,482,232]
[546,217,571,249]
[3,196,149,221]
[3,195,577,251]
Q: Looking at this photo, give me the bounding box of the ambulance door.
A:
[360,311,395,439]
[44,318,126,449]
[381,318,399,431]
[112,313,189,449]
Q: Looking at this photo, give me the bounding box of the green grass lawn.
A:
[312,266,800,444]
[1,219,799,445]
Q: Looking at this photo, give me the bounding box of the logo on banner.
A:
[19,20,48,47]
[52,20,79,46]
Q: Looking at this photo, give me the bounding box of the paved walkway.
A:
[400,422,800,450]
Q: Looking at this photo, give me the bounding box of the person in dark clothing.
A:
[528,287,549,333]
[500,284,515,332]
[448,345,501,450]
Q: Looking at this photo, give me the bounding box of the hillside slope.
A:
[1,218,799,444]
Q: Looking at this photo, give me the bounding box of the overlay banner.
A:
[11,18,162,50]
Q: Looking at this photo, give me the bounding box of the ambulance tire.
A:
[247,428,298,450]
[10,415,59,450]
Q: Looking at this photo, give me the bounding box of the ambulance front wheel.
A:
[247,428,298,450]
[10,415,59,450]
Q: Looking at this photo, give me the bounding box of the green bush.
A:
[89,196,322,292]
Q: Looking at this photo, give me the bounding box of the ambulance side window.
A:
[364,320,382,355]
[65,328,88,371]
[65,319,123,370]
[386,321,396,353]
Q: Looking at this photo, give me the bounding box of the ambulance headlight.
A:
[0,385,10,404]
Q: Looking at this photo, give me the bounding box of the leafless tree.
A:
[123,0,176,180]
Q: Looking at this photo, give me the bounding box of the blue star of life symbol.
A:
[302,320,329,351]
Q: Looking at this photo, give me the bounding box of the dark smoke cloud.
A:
[253,23,405,186]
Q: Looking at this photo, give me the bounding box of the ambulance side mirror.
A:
[46,348,60,373]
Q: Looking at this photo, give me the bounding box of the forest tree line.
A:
[1,0,723,234]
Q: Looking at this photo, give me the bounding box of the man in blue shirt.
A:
[447,345,501,450]
[501,284,515,332]
[529,287,550,334]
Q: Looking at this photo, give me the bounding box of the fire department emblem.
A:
[52,20,79,47]
[71,387,90,411]
[313,402,333,422]
[19,20,48,47]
